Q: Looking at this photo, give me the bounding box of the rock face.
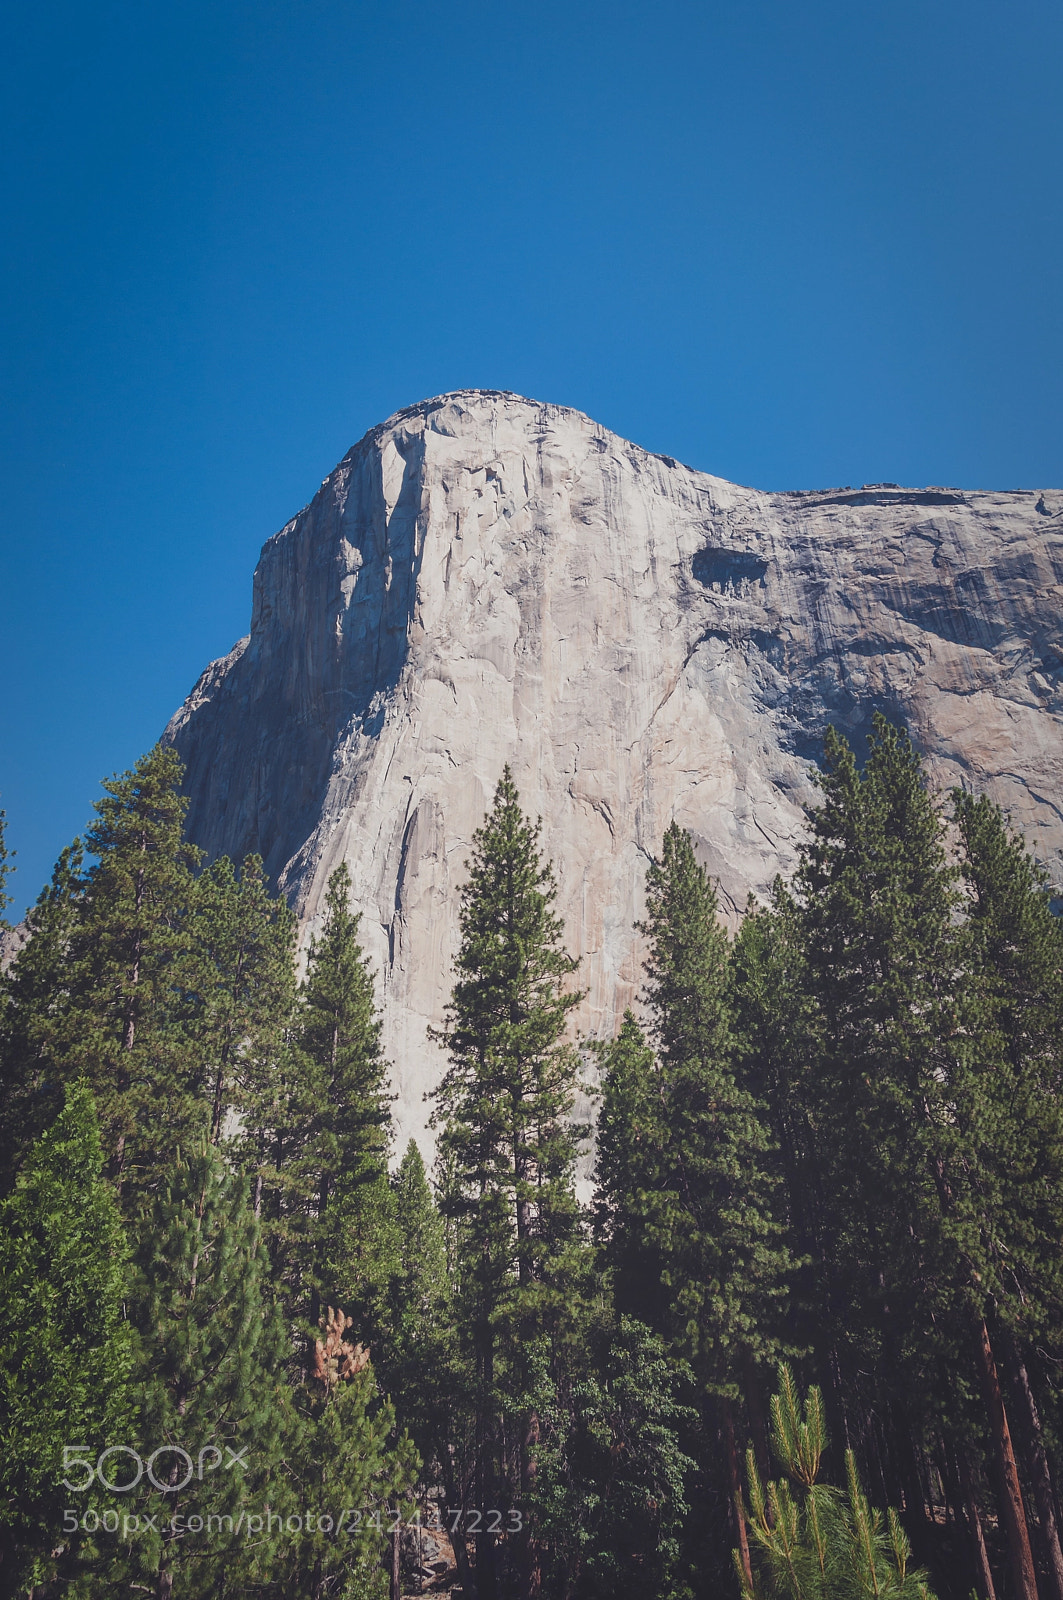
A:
[166,390,1063,1156]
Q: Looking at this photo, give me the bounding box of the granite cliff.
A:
[165,391,1063,1154]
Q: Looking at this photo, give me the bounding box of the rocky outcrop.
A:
[166,391,1063,1155]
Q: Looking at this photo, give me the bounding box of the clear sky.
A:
[2,0,1062,914]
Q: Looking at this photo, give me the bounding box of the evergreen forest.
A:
[1,714,1062,1600]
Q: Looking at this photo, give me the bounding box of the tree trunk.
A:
[441,1445,475,1594]
[391,1508,402,1600]
[476,1326,497,1600]
[522,1406,542,1600]
[1003,1336,1063,1600]
[891,1406,930,1546]
[723,1400,753,1591]
[935,1432,957,1527]
[957,1444,998,1600]
[974,1314,1039,1600]
[742,1351,772,1482]
[417,1500,425,1595]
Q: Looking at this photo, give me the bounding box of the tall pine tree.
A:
[597,821,795,1588]
[58,745,203,1203]
[269,863,396,1353]
[792,717,1039,1600]
[432,767,585,1600]
[953,790,1063,1600]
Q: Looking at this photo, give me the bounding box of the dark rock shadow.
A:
[168,427,427,892]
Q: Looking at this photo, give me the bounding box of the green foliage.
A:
[432,765,585,1292]
[390,1140,450,1355]
[432,766,587,1334]
[951,790,1063,1342]
[741,1367,934,1600]
[592,1009,663,1317]
[431,767,588,1592]
[278,1306,418,1600]
[0,843,85,1191]
[6,724,1063,1599]
[603,822,794,1394]
[57,744,205,1203]
[109,1141,291,1595]
[532,1315,696,1600]
[954,789,1063,1062]
[187,852,297,1147]
[270,863,396,1348]
[789,717,973,1420]
[730,892,820,1350]
[377,1141,456,1483]
[640,820,734,1072]
[0,1081,133,1589]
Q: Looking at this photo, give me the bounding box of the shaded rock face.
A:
[166,391,1063,1155]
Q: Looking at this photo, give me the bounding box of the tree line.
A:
[0,713,1061,1600]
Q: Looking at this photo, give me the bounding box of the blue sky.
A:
[2,0,1062,913]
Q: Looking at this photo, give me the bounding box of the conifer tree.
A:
[381,1138,472,1583]
[791,719,960,1403]
[58,745,203,1202]
[953,791,1063,1600]
[602,822,794,1583]
[432,766,585,1600]
[274,863,396,1349]
[530,1313,696,1600]
[730,890,835,1433]
[0,843,85,1191]
[114,1141,291,1599]
[792,717,1038,1600]
[187,852,297,1147]
[0,1081,133,1592]
[390,1139,450,1359]
[741,1366,935,1600]
[279,1305,418,1600]
[592,1010,664,1319]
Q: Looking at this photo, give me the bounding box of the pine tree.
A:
[791,717,1039,1600]
[58,745,204,1202]
[952,791,1063,1600]
[791,719,961,1407]
[279,1305,418,1600]
[0,843,85,1191]
[530,1314,696,1600]
[740,1366,935,1600]
[593,1010,673,1324]
[271,862,396,1351]
[0,1081,133,1592]
[381,1138,467,1578]
[601,821,795,1585]
[431,766,585,1600]
[390,1139,450,1359]
[186,852,297,1147]
[113,1141,292,1599]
